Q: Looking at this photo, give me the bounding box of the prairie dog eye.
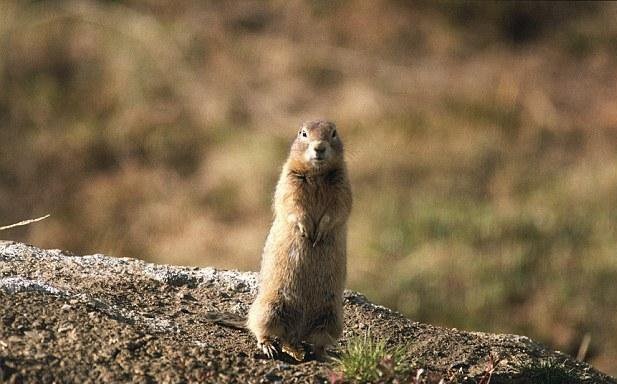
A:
[331,129,337,138]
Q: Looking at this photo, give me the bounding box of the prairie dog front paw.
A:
[288,213,310,238]
[313,214,331,247]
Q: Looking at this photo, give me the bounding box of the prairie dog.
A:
[247,120,352,360]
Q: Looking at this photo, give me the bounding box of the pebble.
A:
[180,292,196,301]
[264,371,282,382]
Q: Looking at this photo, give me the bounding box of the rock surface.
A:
[0,241,614,383]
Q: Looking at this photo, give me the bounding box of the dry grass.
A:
[0,214,50,231]
[1,0,616,375]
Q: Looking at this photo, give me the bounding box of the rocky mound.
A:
[0,241,614,383]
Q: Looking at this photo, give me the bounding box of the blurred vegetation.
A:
[1,0,617,375]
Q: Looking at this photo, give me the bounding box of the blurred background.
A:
[1,0,617,374]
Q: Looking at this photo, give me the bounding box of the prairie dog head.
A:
[289,120,344,173]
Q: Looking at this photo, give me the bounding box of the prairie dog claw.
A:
[258,340,278,359]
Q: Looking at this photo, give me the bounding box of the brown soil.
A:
[0,241,614,384]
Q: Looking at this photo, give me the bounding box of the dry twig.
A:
[0,214,51,231]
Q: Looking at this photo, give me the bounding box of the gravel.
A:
[0,241,614,383]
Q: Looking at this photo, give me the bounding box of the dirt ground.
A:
[0,241,614,384]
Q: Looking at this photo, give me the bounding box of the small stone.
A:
[181,292,196,301]
[8,336,21,343]
[449,362,469,370]
[61,304,71,311]
[264,371,282,382]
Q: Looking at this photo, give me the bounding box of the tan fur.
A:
[247,120,352,359]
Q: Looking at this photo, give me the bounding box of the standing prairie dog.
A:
[247,120,352,360]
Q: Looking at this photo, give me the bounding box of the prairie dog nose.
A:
[312,141,327,153]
